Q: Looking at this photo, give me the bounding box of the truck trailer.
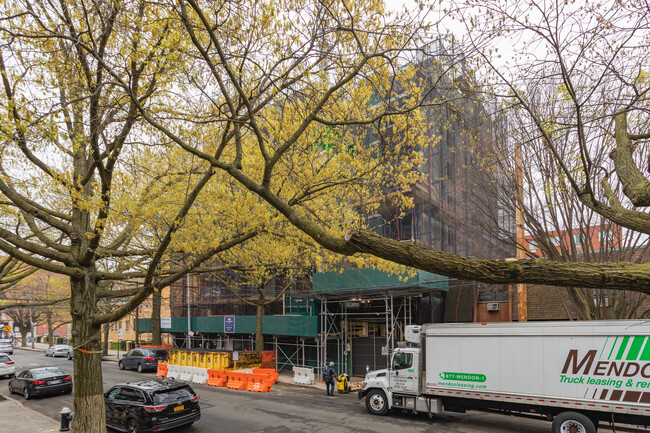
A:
[358,320,650,433]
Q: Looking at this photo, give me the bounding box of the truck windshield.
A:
[392,352,413,370]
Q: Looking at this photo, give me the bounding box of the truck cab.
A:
[359,325,442,416]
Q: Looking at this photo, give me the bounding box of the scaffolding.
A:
[317,291,421,377]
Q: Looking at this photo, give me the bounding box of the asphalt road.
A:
[0,349,605,433]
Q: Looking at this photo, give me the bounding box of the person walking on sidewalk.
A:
[324,361,339,396]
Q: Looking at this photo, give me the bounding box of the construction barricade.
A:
[191,352,200,368]
[156,362,168,378]
[206,369,227,387]
[253,368,278,384]
[192,368,209,385]
[292,366,314,385]
[246,373,272,392]
[166,364,181,380]
[179,366,194,382]
[226,371,249,390]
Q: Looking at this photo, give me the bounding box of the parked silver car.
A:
[0,353,15,378]
[44,345,72,357]
[0,339,13,355]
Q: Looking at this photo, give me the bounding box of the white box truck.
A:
[358,320,650,433]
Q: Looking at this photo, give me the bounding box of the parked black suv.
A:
[104,379,200,432]
[118,348,168,373]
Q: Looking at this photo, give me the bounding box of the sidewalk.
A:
[0,395,60,433]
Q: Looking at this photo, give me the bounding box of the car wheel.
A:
[137,363,143,373]
[118,361,125,370]
[8,383,13,394]
[126,418,140,433]
[67,352,72,360]
[23,387,31,400]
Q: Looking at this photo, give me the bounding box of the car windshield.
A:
[152,387,195,404]
[55,345,70,349]
[150,350,167,358]
[32,368,66,379]
[0,354,9,362]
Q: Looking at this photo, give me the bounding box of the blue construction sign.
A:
[224,316,235,333]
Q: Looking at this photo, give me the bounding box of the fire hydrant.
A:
[60,406,73,431]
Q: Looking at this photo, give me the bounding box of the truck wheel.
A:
[552,411,596,433]
[365,390,389,416]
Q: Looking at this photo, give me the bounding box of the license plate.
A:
[49,379,61,385]
[174,405,184,412]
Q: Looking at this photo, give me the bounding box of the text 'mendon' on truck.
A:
[358,320,650,433]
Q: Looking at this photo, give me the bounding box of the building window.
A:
[550,236,561,246]
[528,240,537,253]
[118,321,122,329]
[573,234,582,247]
[125,320,130,332]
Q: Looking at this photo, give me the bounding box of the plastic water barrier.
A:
[192,368,209,385]
[179,366,194,382]
[156,362,168,378]
[292,367,314,385]
[166,364,181,380]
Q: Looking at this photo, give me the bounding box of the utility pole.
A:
[515,144,527,322]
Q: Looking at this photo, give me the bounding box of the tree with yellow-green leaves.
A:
[1,270,71,346]
[131,0,650,298]
[0,1,431,431]
[0,2,260,431]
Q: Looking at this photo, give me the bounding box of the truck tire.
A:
[552,411,596,433]
[365,389,389,416]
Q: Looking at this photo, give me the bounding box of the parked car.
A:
[105,379,200,433]
[0,353,15,378]
[8,367,72,399]
[118,348,168,373]
[0,339,13,355]
[44,344,72,357]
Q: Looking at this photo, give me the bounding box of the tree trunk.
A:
[102,323,109,356]
[70,272,106,433]
[151,288,161,346]
[19,325,27,347]
[135,307,139,346]
[46,311,53,347]
[255,303,264,352]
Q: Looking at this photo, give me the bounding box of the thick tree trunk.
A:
[255,303,264,352]
[70,272,106,433]
[344,229,650,292]
[151,289,161,346]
